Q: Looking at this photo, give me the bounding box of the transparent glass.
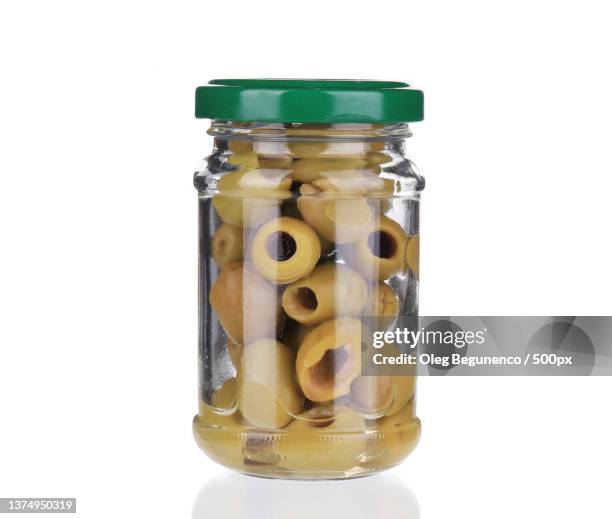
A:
[193,122,424,479]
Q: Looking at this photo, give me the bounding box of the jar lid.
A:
[195,79,424,123]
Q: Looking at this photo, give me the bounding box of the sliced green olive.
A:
[282,264,368,326]
[209,263,284,344]
[251,217,321,284]
[296,318,363,402]
[353,216,408,280]
[212,223,244,268]
[237,339,304,429]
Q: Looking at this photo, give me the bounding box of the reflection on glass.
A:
[193,470,419,519]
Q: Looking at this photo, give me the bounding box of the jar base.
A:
[193,413,421,480]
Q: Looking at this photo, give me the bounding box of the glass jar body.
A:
[193,122,423,479]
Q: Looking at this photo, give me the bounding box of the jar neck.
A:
[195,120,424,194]
[208,121,411,142]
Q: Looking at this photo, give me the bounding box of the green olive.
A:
[237,339,304,429]
[212,223,244,268]
[405,234,419,278]
[282,264,368,326]
[288,141,328,158]
[251,217,321,284]
[228,140,254,154]
[277,405,367,472]
[363,282,400,329]
[363,340,416,418]
[365,151,393,168]
[212,169,291,227]
[386,375,416,417]
[285,124,333,137]
[360,339,416,418]
[305,170,394,217]
[297,183,374,244]
[353,215,408,280]
[279,202,335,256]
[228,151,259,170]
[213,194,281,228]
[310,170,392,195]
[258,155,293,169]
[349,375,394,415]
[296,318,364,402]
[290,158,367,183]
[209,263,284,344]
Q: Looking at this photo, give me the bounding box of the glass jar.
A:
[192,80,424,479]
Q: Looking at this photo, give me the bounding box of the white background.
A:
[1,1,611,517]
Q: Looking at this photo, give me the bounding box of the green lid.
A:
[195,79,424,123]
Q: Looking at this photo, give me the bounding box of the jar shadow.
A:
[192,470,419,519]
